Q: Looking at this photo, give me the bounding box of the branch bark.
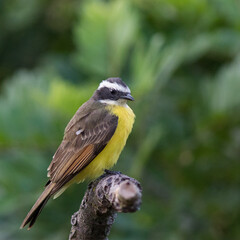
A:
[69,170,142,240]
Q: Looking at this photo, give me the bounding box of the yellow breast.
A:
[74,104,135,182]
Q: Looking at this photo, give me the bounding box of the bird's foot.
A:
[104,169,121,175]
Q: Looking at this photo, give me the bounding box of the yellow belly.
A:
[54,104,135,198]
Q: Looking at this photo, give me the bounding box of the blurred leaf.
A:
[206,54,240,113]
[74,0,138,78]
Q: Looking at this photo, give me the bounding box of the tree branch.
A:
[69,171,142,240]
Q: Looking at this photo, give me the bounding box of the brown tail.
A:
[20,182,55,230]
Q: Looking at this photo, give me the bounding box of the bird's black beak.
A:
[121,93,134,101]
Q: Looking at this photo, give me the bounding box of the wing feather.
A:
[47,107,118,192]
[57,145,94,181]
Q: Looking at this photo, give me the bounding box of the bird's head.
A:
[93,78,134,106]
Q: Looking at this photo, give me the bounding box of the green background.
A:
[0,0,240,239]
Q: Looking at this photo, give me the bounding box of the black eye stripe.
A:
[110,89,117,94]
[95,87,129,100]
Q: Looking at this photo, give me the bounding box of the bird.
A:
[20,77,135,229]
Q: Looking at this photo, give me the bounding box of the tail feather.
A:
[20,183,55,230]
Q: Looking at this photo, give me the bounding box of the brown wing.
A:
[47,106,118,192]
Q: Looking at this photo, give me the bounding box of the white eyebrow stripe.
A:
[98,81,130,93]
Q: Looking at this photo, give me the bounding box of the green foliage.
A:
[74,0,138,78]
[0,0,240,239]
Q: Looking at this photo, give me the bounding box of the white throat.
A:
[99,99,128,107]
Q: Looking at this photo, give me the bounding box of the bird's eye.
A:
[110,89,117,95]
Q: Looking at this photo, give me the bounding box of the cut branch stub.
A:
[69,171,142,240]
